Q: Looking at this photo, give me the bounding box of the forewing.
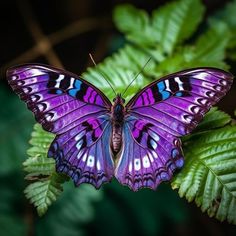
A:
[127,68,233,136]
[7,64,114,188]
[116,68,233,191]
[49,115,114,188]
[7,64,111,134]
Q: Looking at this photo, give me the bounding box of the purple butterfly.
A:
[7,64,233,191]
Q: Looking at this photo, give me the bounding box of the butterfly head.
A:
[112,94,126,122]
[113,93,125,105]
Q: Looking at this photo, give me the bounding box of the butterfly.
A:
[7,64,233,191]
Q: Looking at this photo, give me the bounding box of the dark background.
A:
[0,0,236,236]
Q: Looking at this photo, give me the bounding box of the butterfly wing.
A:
[7,64,114,188]
[49,116,114,188]
[115,68,233,191]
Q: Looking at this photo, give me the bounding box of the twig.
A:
[16,0,64,68]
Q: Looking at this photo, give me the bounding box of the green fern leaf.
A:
[24,124,68,216]
[24,173,65,216]
[152,0,204,55]
[172,126,236,224]
[186,22,230,68]
[194,107,231,132]
[114,0,204,55]
[113,5,155,47]
[154,22,230,76]
[23,124,55,177]
[210,0,236,56]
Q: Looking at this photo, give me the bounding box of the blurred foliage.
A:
[1,0,236,235]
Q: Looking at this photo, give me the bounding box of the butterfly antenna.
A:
[122,57,152,97]
[89,53,116,96]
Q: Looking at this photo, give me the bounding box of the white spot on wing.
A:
[96,160,101,170]
[184,115,193,123]
[215,85,222,91]
[143,155,150,168]
[45,113,53,121]
[37,104,44,112]
[164,80,171,92]
[23,87,30,93]
[75,131,86,141]
[134,159,141,171]
[55,74,65,88]
[174,77,184,90]
[150,139,157,149]
[148,152,154,162]
[31,95,37,102]
[76,140,83,150]
[192,72,208,80]
[77,150,84,159]
[200,99,207,105]
[129,162,133,172]
[221,80,227,85]
[87,155,95,167]
[82,152,87,162]
[149,131,160,142]
[68,77,75,89]
[151,150,158,159]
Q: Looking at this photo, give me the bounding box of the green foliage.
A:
[83,45,153,101]
[210,0,236,60]
[20,0,236,227]
[23,124,68,216]
[24,173,65,217]
[114,0,204,55]
[24,124,55,176]
[172,125,236,224]
[192,107,231,132]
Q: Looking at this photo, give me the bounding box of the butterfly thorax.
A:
[111,94,125,154]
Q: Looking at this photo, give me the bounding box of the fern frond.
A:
[24,124,68,216]
[24,173,65,216]
[152,0,204,55]
[172,125,236,224]
[194,107,231,132]
[114,0,204,55]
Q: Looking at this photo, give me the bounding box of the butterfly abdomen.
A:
[112,124,122,153]
[111,97,125,153]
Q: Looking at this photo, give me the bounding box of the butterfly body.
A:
[111,94,126,153]
[7,64,233,191]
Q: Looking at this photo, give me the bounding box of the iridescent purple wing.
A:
[49,116,114,188]
[116,68,233,191]
[7,64,114,187]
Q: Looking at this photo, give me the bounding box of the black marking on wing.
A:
[75,83,88,99]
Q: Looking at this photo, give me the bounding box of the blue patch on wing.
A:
[175,159,184,168]
[68,80,82,97]
[55,89,63,94]
[171,148,179,158]
[157,81,170,100]
[175,92,183,97]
